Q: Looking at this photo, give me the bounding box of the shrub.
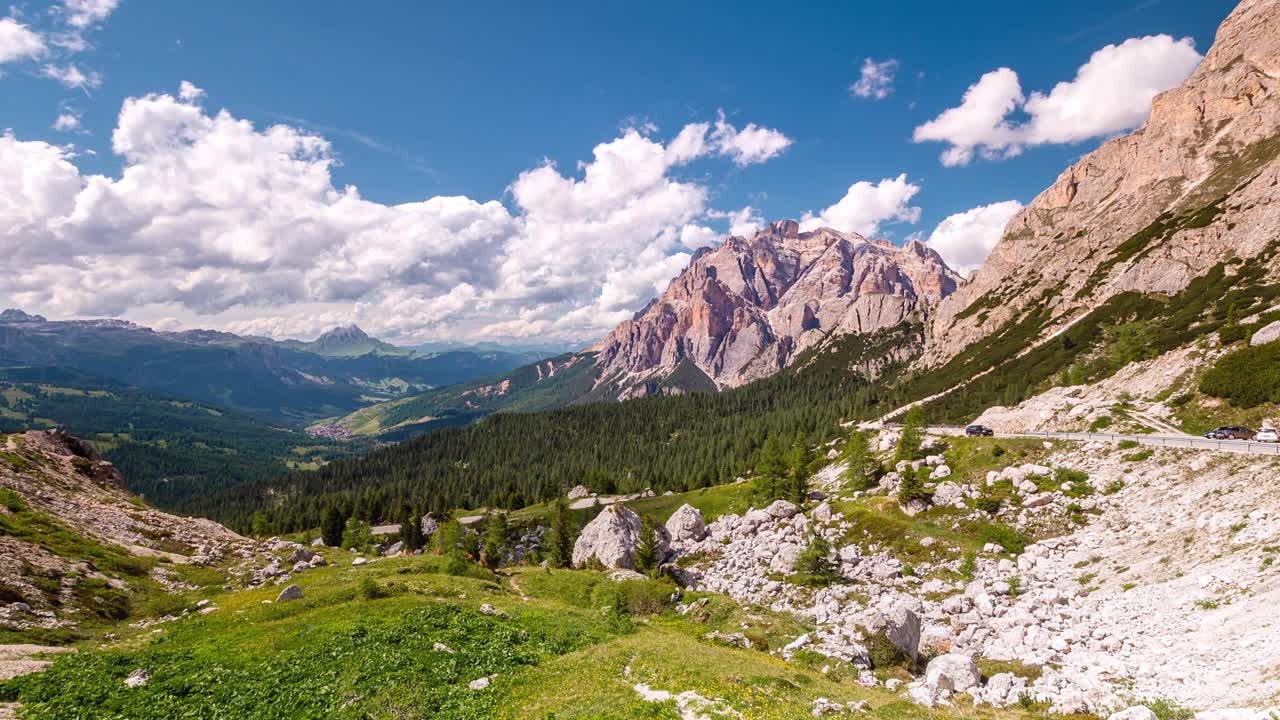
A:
[1089,416,1113,432]
[978,524,1028,554]
[0,488,26,512]
[1123,449,1154,462]
[1199,339,1280,407]
[1055,468,1094,498]
[358,578,392,600]
[864,630,915,672]
[1103,479,1125,495]
[616,578,674,615]
[1118,440,1139,449]
[972,495,1002,514]
[791,535,839,587]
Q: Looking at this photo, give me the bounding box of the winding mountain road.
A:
[930,426,1280,457]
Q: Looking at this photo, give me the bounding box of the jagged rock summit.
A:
[926,0,1280,365]
[594,220,960,397]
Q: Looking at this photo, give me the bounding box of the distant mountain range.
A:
[0,312,541,424]
[318,222,956,438]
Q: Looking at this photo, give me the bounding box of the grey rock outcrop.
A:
[572,505,670,570]
[1250,320,1280,346]
[276,584,303,603]
[665,504,706,543]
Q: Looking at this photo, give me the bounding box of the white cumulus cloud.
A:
[799,174,922,237]
[0,85,793,345]
[710,111,793,167]
[851,57,899,100]
[178,80,205,102]
[914,35,1202,166]
[925,200,1023,275]
[0,17,45,63]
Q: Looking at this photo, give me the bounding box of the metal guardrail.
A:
[1010,430,1280,455]
[896,424,1280,455]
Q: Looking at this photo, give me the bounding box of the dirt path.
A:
[502,571,529,602]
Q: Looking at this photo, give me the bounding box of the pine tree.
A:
[896,406,926,463]
[898,465,930,504]
[752,436,787,502]
[784,434,814,505]
[544,496,574,568]
[635,514,658,574]
[794,533,837,585]
[251,511,270,538]
[841,429,877,491]
[399,506,425,552]
[482,512,508,569]
[320,506,345,547]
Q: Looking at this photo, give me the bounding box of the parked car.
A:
[965,424,995,437]
[1204,426,1255,440]
[1255,427,1279,443]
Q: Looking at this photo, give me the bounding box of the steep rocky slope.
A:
[0,431,249,636]
[594,220,959,397]
[927,0,1280,366]
[667,434,1280,715]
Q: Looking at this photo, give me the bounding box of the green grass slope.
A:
[0,553,1040,720]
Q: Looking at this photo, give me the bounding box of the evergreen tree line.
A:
[193,330,913,534]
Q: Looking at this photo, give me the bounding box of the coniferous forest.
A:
[193,330,914,534]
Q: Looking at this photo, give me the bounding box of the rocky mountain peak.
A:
[593,222,960,396]
[316,324,370,343]
[0,308,48,323]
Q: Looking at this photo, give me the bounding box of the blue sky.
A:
[0,0,1239,344]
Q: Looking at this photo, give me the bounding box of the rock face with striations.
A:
[926,0,1280,365]
[594,221,960,397]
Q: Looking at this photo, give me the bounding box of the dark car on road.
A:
[1204,426,1255,440]
[965,425,995,437]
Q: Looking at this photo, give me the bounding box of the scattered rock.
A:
[124,669,149,689]
[923,653,980,693]
[665,504,707,543]
[478,603,507,617]
[275,584,303,603]
[1250,320,1280,347]
[468,676,491,690]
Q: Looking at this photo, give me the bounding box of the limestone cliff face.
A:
[925,0,1280,365]
[593,220,959,394]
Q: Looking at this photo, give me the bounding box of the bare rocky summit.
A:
[926,0,1280,365]
[594,220,959,397]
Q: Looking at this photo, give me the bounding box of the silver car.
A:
[1256,427,1279,443]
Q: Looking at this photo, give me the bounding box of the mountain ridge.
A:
[594,220,959,397]
[925,0,1280,366]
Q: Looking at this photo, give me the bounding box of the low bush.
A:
[977,523,1028,554]
[1199,340,1280,407]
